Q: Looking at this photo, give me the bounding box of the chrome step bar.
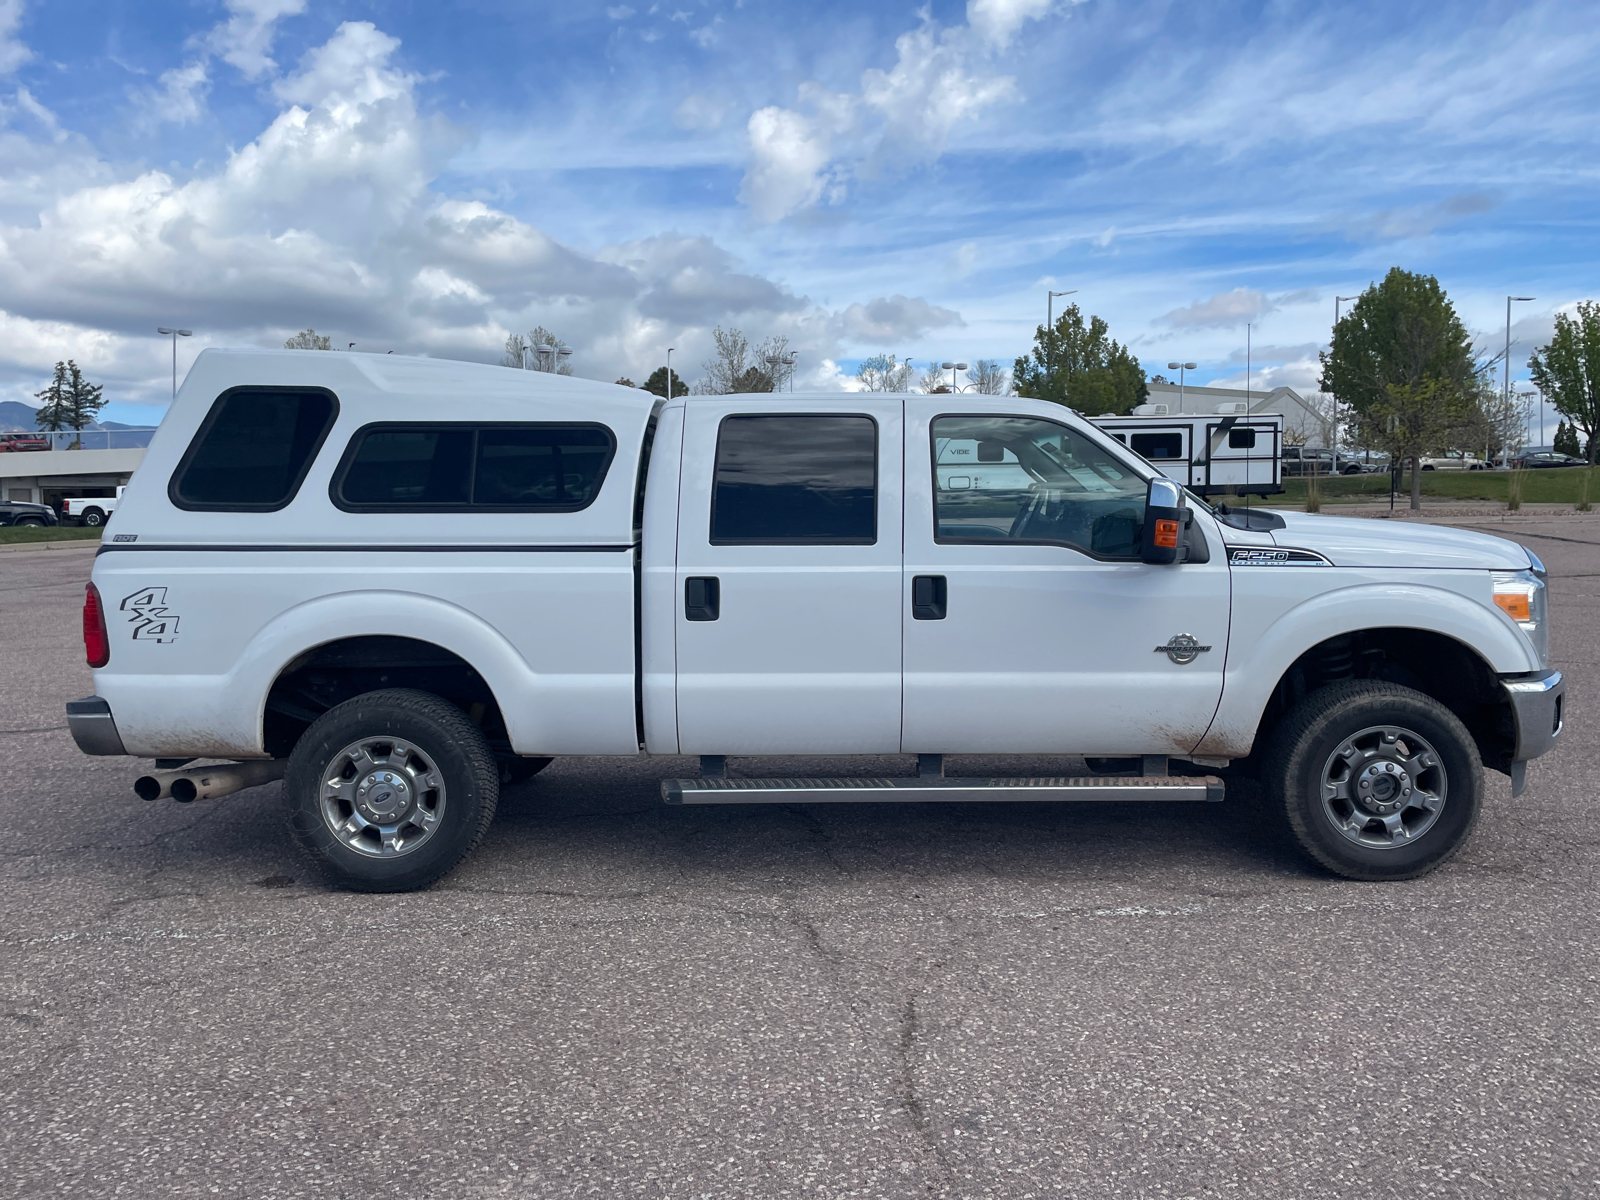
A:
[661,775,1224,806]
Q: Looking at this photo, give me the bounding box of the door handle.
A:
[685,576,720,621]
[912,575,947,620]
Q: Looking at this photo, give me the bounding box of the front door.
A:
[903,405,1231,756]
[675,398,905,754]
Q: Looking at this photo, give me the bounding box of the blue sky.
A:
[0,0,1594,426]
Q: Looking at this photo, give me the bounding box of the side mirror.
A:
[1141,477,1185,565]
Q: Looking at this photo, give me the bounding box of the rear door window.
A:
[170,387,338,510]
[1130,432,1185,460]
[710,414,877,544]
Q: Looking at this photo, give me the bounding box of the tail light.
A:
[84,583,110,668]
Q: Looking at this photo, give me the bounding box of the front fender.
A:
[1196,577,1535,758]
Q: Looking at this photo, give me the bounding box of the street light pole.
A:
[1047,289,1076,384]
[666,348,674,401]
[156,328,192,400]
[1166,361,1197,412]
[1506,295,1535,418]
[941,362,969,392]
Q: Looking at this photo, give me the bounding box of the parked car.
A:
[0,432,48,452]
[1419,451,1488,471]
[1508,451,1588,469]
[68,349,1564,891]
[0,499,59,527]
[1281,446,1364,476]
[60,485,125,527]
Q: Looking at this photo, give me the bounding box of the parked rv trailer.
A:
[1090,407,1283,497]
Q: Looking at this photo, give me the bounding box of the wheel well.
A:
[264,636,508,760]
[1253,629,1515,774]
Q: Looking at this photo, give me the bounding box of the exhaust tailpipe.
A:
[134,759,286,803]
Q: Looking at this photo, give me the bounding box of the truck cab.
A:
[69,350,1564,891]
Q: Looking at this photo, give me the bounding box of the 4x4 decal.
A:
[119,586,180,643]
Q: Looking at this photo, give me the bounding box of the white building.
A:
[1143,382,1332,447]
[1,447,143,511]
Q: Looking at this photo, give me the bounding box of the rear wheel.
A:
[80,508,105,527]
[1263,681,1482,880]
[285,688,499,892]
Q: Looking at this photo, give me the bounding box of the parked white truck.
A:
[61,485,125,527]
[68,350,1564,891]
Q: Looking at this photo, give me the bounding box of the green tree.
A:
[1012,304,1147,415]
[34,360,104,443]
[502,326,574,374]
[694,327,777,394]
[1528,300,1600,465]
[642,366,687,398]
[1554,420,1581,457]
[856,354,913,392]
[1320,268,1477,509]
[284,329,333,350]
[34,361,70,432]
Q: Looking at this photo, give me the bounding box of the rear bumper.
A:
[66,696,127,756]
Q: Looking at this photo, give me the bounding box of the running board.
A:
[661,775,1224,805]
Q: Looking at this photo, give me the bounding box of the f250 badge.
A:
[120,587,180,643]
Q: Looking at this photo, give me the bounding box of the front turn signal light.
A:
[1493,592,1531,622]
[1153,518,1180,549]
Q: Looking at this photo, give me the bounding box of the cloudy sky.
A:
[0,0,1595,425]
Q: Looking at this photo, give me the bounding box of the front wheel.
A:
[1263,681,1482,881]
[285,688,500,892]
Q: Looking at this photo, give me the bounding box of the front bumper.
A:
[66,696,127,756]
[1502,670,1564,796]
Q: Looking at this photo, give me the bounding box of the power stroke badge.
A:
[1154,633,1211,665]
[120,587,180,643]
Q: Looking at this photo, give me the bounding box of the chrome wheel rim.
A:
[318,736,447,858]
[1320,724,1446,850]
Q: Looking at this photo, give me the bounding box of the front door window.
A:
[932,415,1147,558]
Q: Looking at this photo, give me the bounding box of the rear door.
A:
[673,398,905,754]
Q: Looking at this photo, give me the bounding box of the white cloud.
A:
[673,93,726,131]
[741,102,842,223]
[1160,287,1275,330]
[835,294,964,344]
[606,5,635,18]
[11,85,63,143]
[739,5,1060,222]
[0,0,31,76]
[966,0,1058,50]
[135,61,211,129]
[0,19,963,408]
[689,18,721,48]
[201,0,308,81]
[946,241,979,279]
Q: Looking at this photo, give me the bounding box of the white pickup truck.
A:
[67,350,1564,891]
[62,485,125,527]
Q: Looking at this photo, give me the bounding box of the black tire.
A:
[285,688,499,892]
[502,756,554,785]
[16,517,44,526]
[81,508,105,527]
[1263,681,1482,881]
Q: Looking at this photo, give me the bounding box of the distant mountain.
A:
[0,401,155,433]
[0,400,39,431]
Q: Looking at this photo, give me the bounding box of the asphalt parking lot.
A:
[3,516,1597,1200]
